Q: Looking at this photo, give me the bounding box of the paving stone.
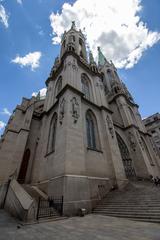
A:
[0,210,160,240]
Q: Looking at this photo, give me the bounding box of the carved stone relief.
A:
[106,114,114,138]
[128,131,136,151]
[72,59,78,71]
[64,59,78,71]
[59,98,65,125]
[150,138,159,156]
[136,131,144,150]
[96,81,104,90]
[70,97,79,123]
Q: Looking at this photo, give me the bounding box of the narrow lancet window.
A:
[47,113,57,154]
[86,110,100,150]
[81,74,91,100]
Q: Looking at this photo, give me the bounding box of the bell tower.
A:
[60,21,87,61]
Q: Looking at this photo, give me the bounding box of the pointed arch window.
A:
[47,113,57,154]
[81,73,91,100]
[86,110,100,150]
[69,35,75,42]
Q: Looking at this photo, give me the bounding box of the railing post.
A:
[36,197,41,220]
[61,196,63,216]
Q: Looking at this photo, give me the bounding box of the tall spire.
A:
[89,51,95,64]
[98,46,108,66]
[60,21,87,61]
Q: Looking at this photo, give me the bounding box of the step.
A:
[96,204,160,208]
[105,198,160,201]
[126,218,160,223]
[92,181,160,223]
[93,209,160,217]
[94,207,160,211]
[101,201,160,204]
[92,214,160,223]
[31,186,48,200]
[105,197,160,200]
[98,204,160,208]
[93,212,160,220]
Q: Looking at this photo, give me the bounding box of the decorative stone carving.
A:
[72,59,78,71]
[118,102,127,109]
[128,131,136,151]
[70,97,79,123]
[96,78,104,90]
[64,59,78,71]
[59,98,65,125]
[136,131,144,150]
[96,81,104,90]
[106,115,114,138]
[150,138,159,156]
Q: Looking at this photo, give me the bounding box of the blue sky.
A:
[0,0,160,133]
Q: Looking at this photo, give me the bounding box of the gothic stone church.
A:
[0,22,160,218]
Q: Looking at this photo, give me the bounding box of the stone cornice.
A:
[43,100,59,116]
[114,123,150,136]
[5,128,30,135]
[82,97,112,114]
[43,84,112,116]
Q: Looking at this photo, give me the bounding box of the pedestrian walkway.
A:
[0,210,160,240]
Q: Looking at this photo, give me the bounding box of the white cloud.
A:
[49,0,160,69]
[11,52,42,71]
[0,121,6,131]
[16,0,22,4]
[32,88,47,98]
[0,108,11,116]
[0,3,9,28]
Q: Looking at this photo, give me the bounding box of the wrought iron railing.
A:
[36,196,63,220]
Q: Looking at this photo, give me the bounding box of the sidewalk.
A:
[0,210,160,240]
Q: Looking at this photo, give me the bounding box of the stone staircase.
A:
[22,184,48,202]
[22,184,63,221]
[92,180,160,223]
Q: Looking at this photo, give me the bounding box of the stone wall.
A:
[4,179,36,221]
[0,183,8,208]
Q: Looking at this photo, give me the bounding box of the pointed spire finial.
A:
[71,21,76,29]
[89,51,95,65]
[36,91,41,100]
[98,46,108,66]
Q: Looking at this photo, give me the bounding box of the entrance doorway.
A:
[17,149,30,184]
[116,133,136,179]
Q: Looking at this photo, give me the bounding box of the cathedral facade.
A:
[0,22,160,216]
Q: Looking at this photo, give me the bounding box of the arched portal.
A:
[17,149,30,184]
[116,132,136,179]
